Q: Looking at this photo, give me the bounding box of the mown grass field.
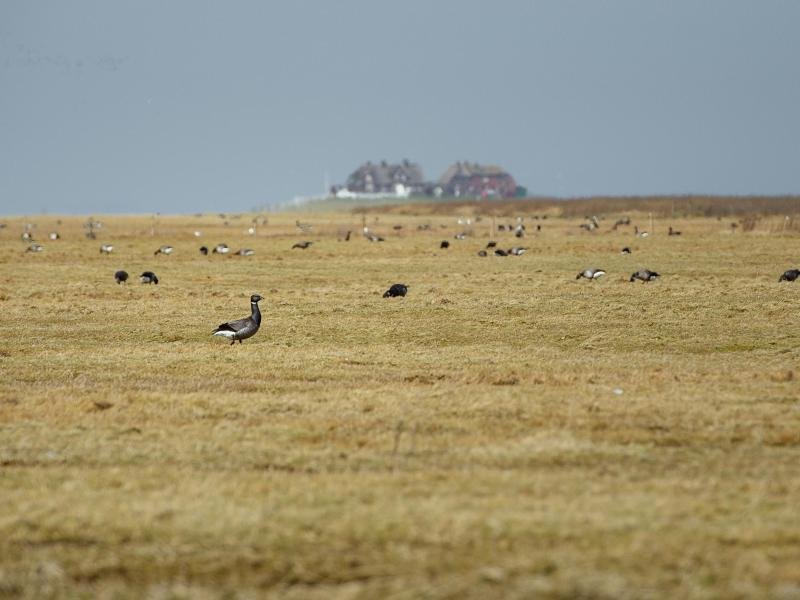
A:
[1,207,800,599]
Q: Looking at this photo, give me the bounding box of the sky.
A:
[1,1,799,215]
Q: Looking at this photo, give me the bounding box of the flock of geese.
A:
[9,215,800,346]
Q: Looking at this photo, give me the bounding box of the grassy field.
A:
[1,207,800,599]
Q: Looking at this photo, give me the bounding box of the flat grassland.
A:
[1,208,799,599]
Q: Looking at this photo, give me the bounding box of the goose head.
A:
[250,294,263,303]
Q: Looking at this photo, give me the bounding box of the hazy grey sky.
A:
[1,1,799,215]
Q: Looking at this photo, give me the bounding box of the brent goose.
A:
[114,270,129,284]
[509,247,527,256]
[139,271,159,284]
[100,244,114,254]
[344,230,352,241]
[21,232,33,242]
[383,283,408,298]
[486,241,497,248]
[477,250,488,257]
[630,269,660,282]
[49,232,60,240]
[577,268,606,280]
[634,226,649,238]
[779,269,800,282]
[668,226,682,236]
[440,240,450,249]
[454,232,467,240]
[213,243,230,254]
[154,245,173,256]
[292,241,313,249]
[621,247,632,255]
[494,249,508,257]
[26,243,43,252]
[212,294,263,345]
[235,248,255,256]
[199,246,209,255]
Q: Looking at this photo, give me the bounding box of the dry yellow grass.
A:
[1,209,800,599]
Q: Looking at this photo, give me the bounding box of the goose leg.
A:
[230,339,235,346]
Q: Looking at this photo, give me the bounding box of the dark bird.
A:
[630,269,660,282]
[212,294,263,345]
[621,247,632,255]
[139,271,159,284]
[486,241,497,248]
[292,241,313,249]
[199,246,209,255]
[779,269,800,282]
[114,270,129,284]
[477,250,488,257]
[494,249,508,256]
[393,225,403,230]
[440,240,450,249]
[383,283,408,298]
[668,226,682,236]
[577,268,606,280]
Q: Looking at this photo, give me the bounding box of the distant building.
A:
[342,160,427,196]
[437,161,519,198]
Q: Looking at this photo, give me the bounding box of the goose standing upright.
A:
[212,294,263,345]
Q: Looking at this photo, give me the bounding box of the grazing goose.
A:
[154,245,173,256]
[494,248,508,257]
[630,269,660,282]
[139,271,159,284]
[477,250,488,257]
[100,244,114,254]
[114,270,129,284]
[212,294,263,345]
[213,243,230,254]
[26,242,43,252]
[292,241,313,249]
[440,240,450,249]
[621,247,632,255]
[199,246,209,255]
[577,268,606,280]
[779,269,800,282]
[486,241,497,248]
[509,246,527,256]
[383,283,408,298]
[235,248,255,256]
[668,226,682,236]
[49,232,60,240]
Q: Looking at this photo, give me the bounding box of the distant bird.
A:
[213,243,229,254]
[454,232,467,240]
[514,225,525,238]
[154,245,173,256]
[668,226,682,236]
[363,228,384,242]
[577,268,606,280]
[630,269,660,282]
[199,246,209,255]
[26,243,43,252]
[440,240,450,249]
[621,247,632,255]
[494,249,508,257]
[477,250,488,257]
[292,241,313,249]
[393,224,403,230]
[509,246,527,256]
[634,226,649,238]
[114,270,129,284]
[49,232,60,240]
[344,230,352,241]
[383,283,408,298]
[21,232,33,242]
[296,220,312,233]
[139,271,159,284]
[486,241,497,248]
[194,230,202,237]
[779,269,800,282]
[100,244,114,254]
[235,248,255,256]
[212,294,263,345]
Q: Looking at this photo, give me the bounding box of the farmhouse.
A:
[344,160,427,195]
[437,161,519,198]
